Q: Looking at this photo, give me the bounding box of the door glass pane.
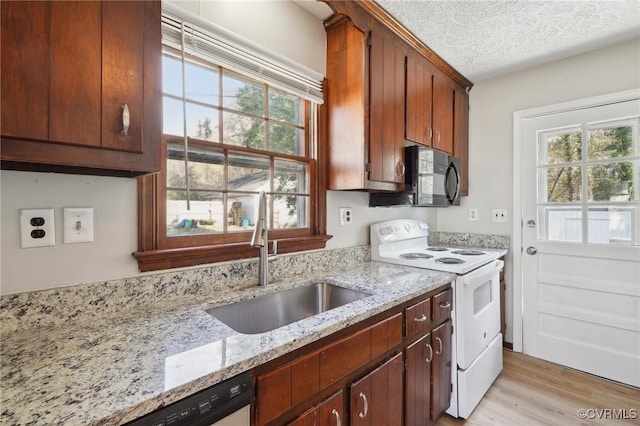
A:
[223,71,265,115]
[588,206,634,245]
[540,206,582,243]
[587,162,634,202]
[539,129,582,165]
[274,160,308,193]
[587,123,634,160]
[222,111,265,149]
[539,167,582,202]
[273,195,308,229]
[228,154,269,191]
[166,191,223,236]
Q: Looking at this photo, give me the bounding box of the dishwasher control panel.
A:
[125,372,251,426]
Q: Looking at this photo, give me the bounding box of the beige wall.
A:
[438,38,640,343]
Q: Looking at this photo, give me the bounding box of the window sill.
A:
[133,234,333,272]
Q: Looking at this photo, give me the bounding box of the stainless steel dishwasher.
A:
[125,372,251,426]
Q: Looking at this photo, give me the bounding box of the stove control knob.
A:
[419,222,427,230]
[404,224,411,232]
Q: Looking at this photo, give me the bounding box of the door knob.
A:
[526,246,537,255]
[527,220,536,228]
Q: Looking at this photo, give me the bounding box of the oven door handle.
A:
[462,260,504,286]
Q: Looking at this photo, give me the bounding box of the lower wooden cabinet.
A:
[350,353,403,426]
[289,390,344,426]
[405,333,432,426]
[431,320,453,422]
[252,286,452,426]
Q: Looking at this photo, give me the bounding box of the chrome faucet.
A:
[251,191,270,286]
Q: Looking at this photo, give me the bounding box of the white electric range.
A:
[370,219,504,419]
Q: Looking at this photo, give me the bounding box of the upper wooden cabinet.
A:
[405,56,434,146]
[325,16,406,191]
[322,0,471,194]
[0,1,161,177]
[454,86,470,196]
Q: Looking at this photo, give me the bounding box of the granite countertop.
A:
[0,261,455,425]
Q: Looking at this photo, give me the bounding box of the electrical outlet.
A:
[469,208,479,221]
[20,208,55,248]
[492,209,508,223]
[339,207,353,226]
[63,208,94,243]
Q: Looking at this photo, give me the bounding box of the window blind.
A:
[161,5,324,104]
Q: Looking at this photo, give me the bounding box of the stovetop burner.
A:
[436,257,465,264]
[451,250,486,256]
[426,247,449,252]
[400,253,434,260]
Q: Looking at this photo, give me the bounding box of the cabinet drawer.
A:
[371,312,403,358]
[291,352,320,407]
[432,288,452,325]
[405,298,432,338]
[319,327,371,389]
[256,364,292,425]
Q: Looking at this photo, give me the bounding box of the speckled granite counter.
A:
[0,257,454,425]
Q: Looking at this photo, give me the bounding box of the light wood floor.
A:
[436,350,640,426]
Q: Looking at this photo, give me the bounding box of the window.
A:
[134,11,329,272]
[537,117,640,245]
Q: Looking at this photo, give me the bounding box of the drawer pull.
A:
[435,336,443,355]
[413,314,427,322]
[332,408,342,426]
[358,392,368,418]
[439,301,451,309]
[425,343,433,363]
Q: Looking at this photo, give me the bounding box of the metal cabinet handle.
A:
[427,126,433,140]
[121,104,130,136]
[413,314,427,322]
[396,162,406,177]
[439,301,451,309]
[331,408,341,426]
[425,343,433,363]
[435,336,443,355]
[358,392,368,418]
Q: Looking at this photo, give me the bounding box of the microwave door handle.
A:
[445,163,460,203]
[462,260,504,287]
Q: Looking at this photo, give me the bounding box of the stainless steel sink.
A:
[206,282,371,334]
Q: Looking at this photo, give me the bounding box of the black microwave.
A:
[369,146,461,207]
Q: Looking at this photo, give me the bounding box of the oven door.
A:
[455,259,503,369]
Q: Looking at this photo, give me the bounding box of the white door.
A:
[521,96,640,387]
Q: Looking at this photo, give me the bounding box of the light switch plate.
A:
[63,208,94,243]
[20,208,55,248]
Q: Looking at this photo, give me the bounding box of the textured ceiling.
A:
[294,0,640,83]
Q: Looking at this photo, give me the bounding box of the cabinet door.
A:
[350,353,403,426]
[49,1,102,146]
[102,1,145,152]
[405,56,433,146]
[432,73,454,154]
[317,390,344,426]
[453,86,469,196]
[369,30,405,184]
[0,1,49,140]
[405,333,432,426]
[431,319,452,421]
[288,390,343,426]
